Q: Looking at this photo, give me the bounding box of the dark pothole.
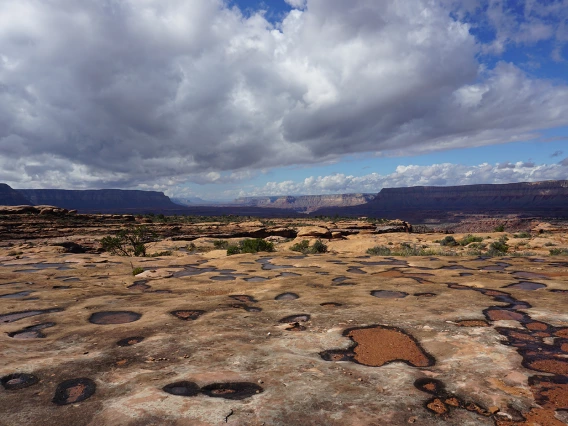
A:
[201,382,264,400]
[371,290,408,299]
[320,302,342,307]
[89,311,142,325]
[52,378,96,405]
[1,373,39,390]
[116,336,145,347]
[170,310,205,321]
[279,314,310,323]
[163,381,200,397]
[0,308,64,324]
[230,295,257,303]
[503,281,547,291]
[8,322,56,339]
[275,292,299,301]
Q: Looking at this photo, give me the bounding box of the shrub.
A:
[226,239,275,256]
[494,224,505,232]
[100,226,156,257]
[459,235,483,246]
[132,267,145,276]
[149,251,172,257]
[291,240,309,253]
[366,246,392,256]
[213,240,229,250]
[488,240,509,256]
[290,239,327,254]
[440,236,458,247]
[513,232,531,238]
[550,248,568,256]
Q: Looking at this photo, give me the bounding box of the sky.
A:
[0,0,567,201]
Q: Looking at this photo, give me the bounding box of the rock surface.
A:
[0,215,567,425]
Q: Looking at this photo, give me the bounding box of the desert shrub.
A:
[212,240,229,249]
[226,245,241,255]
[513,232,531,238]
[100,226,156,257]
[494,224,505,232]
[550,248,568,256]
[487,240,509,256]
[290,239,327,254]
[459,235,483,246]
[149,251,172,257]
[366,246,392,256]
[440,236,458,247]
[226,239,274,255]
[468,242,487,249]
[132,267,145,276]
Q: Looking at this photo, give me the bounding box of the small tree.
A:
[101,226,156,257]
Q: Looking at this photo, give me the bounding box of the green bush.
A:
[132,267,145,276]
[100,226,156,257]
[488,240,509,256]
[226,239,275,256]
[290,239,328,254]
[212,240,229,249]
[440,236,458,247]
[366,246,392,256]
[459,235,483,246]
[494,224,505,232]
[550,248,568,256]
[513,232,531,238]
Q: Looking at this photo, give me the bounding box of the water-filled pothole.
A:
[347,267,366,274]
[8,322,56,339]
[210,275,236,281]
[1,373,39,390]
[278,272,301,278]
[89,311,141,325]
[275,292,299,301]
[244,277,270,282]
[116,336,145,347]
[320,302,342,307]
[163,381,200,397]
[414,293,437,298]
[171,310,205,321]
[371,290,408,299]
[0,308,64,323]
[244,306,262,312]
[279,314,310,323]
[52,378,96,405]
[201,382,264,400]
[503,281,547,291]
[0,291,34,299]
[128,281,151,291]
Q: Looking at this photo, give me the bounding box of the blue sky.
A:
[0,0,567,199]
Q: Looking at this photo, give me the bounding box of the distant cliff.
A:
[234,193,376,213]
[313,180,568,220]
[17,188,180,212]
[0,184,33,206]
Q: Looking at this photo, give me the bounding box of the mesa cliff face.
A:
[0,184,33,206]
[234,193,376,213]
[313,180,568,220]
[17,189,181,212]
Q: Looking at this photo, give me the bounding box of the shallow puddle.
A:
[275,292,299,301]
[89,311,141,325]
[0,308,64,324]
[371,290,408,299]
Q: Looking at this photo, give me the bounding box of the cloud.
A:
[1,0,568,189]
[284,0,307,9]
[239,160,568,197]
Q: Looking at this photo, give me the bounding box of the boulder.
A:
[297,226,331,238]
[375,220,412,234]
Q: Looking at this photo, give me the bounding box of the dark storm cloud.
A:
[1,0,568,189]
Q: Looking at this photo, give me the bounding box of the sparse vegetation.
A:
[7,250,23,257]
[550,248,568,256]
[440,236,458,247]
[494,224,505,232]
[290,239,328,254]
[366,246,392,256]
[212,240,229,249]
[100,226,156,257]
[459,235,484,246]
[132,267,145,276]
[149,251,172,257]
[487,238,509,256]
[226,238,275,256]
[513,232,531,238]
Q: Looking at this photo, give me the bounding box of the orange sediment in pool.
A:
[346,326,432,367]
